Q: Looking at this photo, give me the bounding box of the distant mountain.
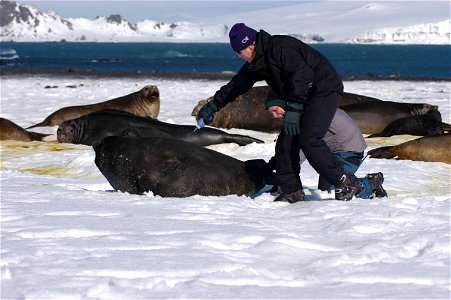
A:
[210,1,451,44]
[0,0,227,42]
[1,0,449,44]
[345,20,450,44]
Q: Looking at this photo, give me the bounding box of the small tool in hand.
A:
[192,118,205,134]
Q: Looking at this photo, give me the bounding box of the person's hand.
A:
[197,101,219,125]
[283,102,304,135]
[268,106,285,120]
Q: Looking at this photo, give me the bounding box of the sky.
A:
[1,76,450,299]
[21,0,299,23]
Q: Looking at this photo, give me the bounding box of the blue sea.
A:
[0,42,450,79]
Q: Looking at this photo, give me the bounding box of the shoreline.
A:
[1,69,450,82]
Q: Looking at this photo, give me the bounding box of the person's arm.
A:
[212,65,257,108]
[197,65,257,126]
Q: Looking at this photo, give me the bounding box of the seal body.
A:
[195,86,282,132]
[57,109,263,146]
[28,85,160,128]
[341,101,438,134]
[368,134,451,164]
[93,136,267,196]
[0,117,49,142]
[339,92,382,106]
[191,86,384,133]
[368,110,444,138]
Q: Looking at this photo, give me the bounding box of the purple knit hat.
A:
[229,23,257,53]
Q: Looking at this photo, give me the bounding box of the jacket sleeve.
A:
[212,64,258,109]
[267,39,314,104]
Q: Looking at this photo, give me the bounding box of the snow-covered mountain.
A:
[1,0,449,44]
[211,1,451,45]
[345,20,450,44]
[0,0,227,42]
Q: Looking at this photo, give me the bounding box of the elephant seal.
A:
[192,86,281,132]
[368,134,451,164]
[339,92,382,106]
[367,110,444,138]
[57,109,263,146]
[28,85,160,129]
[341,101,439,134]
[93,136,268,196]
[0,117,49,142]
[191,86,383,133]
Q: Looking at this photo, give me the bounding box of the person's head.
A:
[229,23,257,63]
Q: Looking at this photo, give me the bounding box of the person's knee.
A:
[299,134,320,155]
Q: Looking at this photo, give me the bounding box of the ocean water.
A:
[0,42,450,79]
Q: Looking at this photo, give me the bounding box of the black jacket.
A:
[213,30,344,108]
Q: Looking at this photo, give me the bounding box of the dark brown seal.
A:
[28,85,160,129]
[0,117,49,142]
[191,86,383,133]
[367,110,444,138]
[93,136,268,196]
[368,134,451,164]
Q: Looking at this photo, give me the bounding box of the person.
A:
[196,23,367,202]
[266,106,387,202]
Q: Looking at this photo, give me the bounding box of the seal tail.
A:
[367,146,396,159]
[226,134,264,146]
[29,132,51,141]
[442,122,451,133]
[367,132,384,138]
[26,121,48,129]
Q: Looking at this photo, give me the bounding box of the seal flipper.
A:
[367,146,396,159]
[244,159,273,190]
[223,134,264,146]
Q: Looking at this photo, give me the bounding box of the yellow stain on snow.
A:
[16,165,85,178]
[0,141,89,177]
[1,140,81,152]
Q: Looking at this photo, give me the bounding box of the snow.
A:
[2,1,450,44]
[1,76,450,298]
[208,1,451,44]
[346,20,451,44]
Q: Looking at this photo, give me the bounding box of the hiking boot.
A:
[269,185,282,196]
[365,172,388,198]
[335,173,364,201]
[274,190,305,203]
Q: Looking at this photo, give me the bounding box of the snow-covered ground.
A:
[1,76,450,299]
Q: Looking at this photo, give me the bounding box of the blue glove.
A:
[284,102,304,135]
[198,101,219,125]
